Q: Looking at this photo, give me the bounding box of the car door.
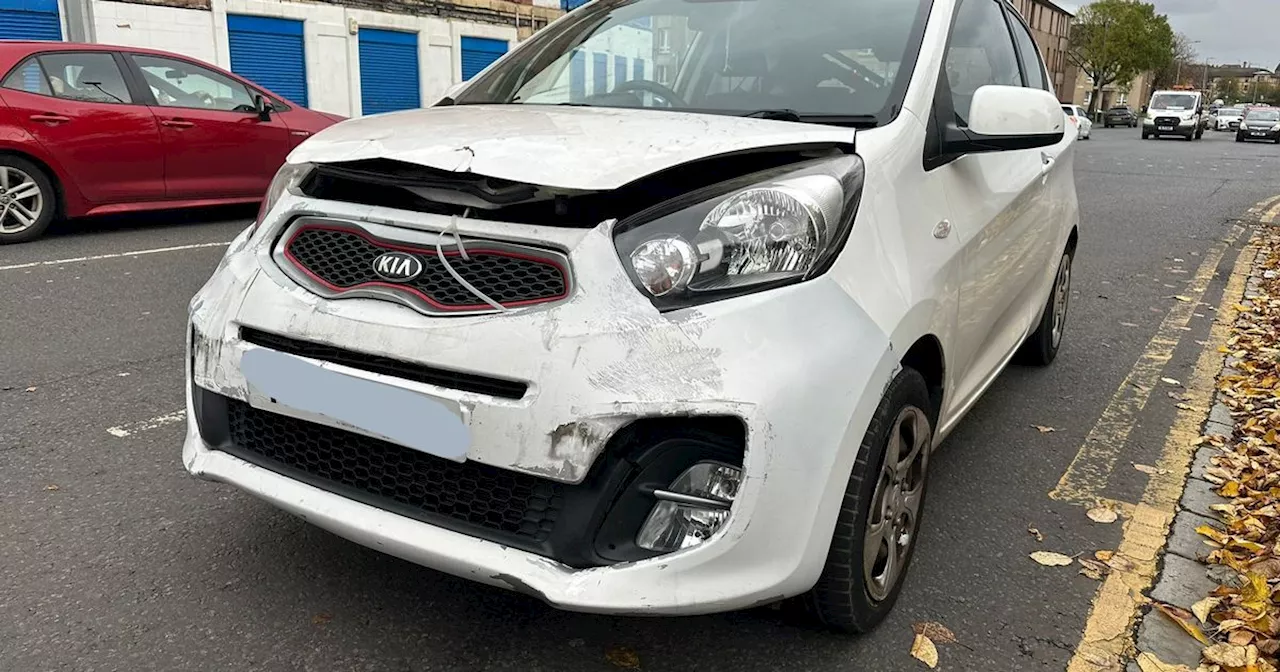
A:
[0,51,165,204]
[125,53,293,199]
[929,0,1061,413]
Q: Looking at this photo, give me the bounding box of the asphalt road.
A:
[3,128,1280,672]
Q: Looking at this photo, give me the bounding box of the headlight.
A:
[1272,124,1280,131]
[613,155,864,310]
[252,162,313,233]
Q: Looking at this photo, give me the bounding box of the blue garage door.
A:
[460,36,507,81]
[227,15,307,107]
[358,28,419,116]
[0,0,62,41]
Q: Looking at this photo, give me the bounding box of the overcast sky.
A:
[1056,0,1279,70]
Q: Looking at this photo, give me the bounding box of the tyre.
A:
[1017,248,1073,366]
[797,367,933,634]
[0,156,56,244]
[1104,123,1112,129]
[1237,135,1244,142]
[1142,131,1151,139]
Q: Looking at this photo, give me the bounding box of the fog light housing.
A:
[636,462,740,553]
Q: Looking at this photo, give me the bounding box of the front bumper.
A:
[1239,128,1280,141]
[183,202,897,614]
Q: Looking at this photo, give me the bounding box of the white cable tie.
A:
[435,217,505,313]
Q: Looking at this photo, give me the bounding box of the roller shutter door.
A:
[460,36,507,81]
[227,15,308,107]
[358,28,419,116]
[0,0,62,41]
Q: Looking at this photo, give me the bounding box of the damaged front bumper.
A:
[182,197,898,614]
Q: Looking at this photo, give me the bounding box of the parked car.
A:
[0,42,342,243]
[1236,107,1280,143]
[1103,105,1138,127]
[1216,107,1245,131]
[1063,104,1092,139]
[184,0,1077,633]
[1143,90,1205,140]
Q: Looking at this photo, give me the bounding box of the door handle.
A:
[160,119,195,129]
[29,113,70,124]
[1040,151,1057,175]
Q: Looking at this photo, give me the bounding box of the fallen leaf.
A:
[1191,596,1221,623]
[605,646,641,670]
[1203,643,1249,667]
[1250,557,1280,579]
[1095,550,1115,562]
[1032,424,1057,433]
[1220,481,1242,497]
[1087,506,1119,524]
[912,622,957,644]
[1135,651,1194,672]
[1196,524,1229,545]
[909,634,938,669]
[1103,553,1136,573]
[1176,403,1196,411]
[43,484,59,491]
[1121,322,1140,327]
[1175,295,1192,302]
[1153,601,1211,645]
[1228,629,1255,646]
[1030,551,1074,567]
[311,612,332,625]
[24,386,36,393]
[1027,524,1044,542]
[1079,557,1110,580]
[1134,464,1169,475]
[1161,377,1183,386]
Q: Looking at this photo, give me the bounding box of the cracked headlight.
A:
[614,155,864,311]
[252,162,313,234]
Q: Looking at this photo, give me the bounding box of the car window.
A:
[1006,10,1048,91]
[1246,109,1280,122]
[1,58,52,96]
[36,52,133,104]
[944,0,1022,125]
[1150,93,1197,110]
[1060,105,1074,117]
[131,54,254,112]
[454,0,931,124]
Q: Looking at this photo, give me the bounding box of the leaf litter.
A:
[1179,233,1280,671]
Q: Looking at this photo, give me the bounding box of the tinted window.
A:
[132,55,255,112]
[1061,105,1074,117]
[1,58,51,96]
[37,52,133,104]
[944,0,1022,124]
[1006,10,1048,91]
[1246,109,1280,122]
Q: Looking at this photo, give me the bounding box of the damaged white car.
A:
[184,0,1077,632]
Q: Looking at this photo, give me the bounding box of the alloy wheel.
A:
[1051,254,1072,349]
[863,406,931,602]
[0,166,44,234]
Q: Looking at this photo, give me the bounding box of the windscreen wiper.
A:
[740,109,878,128]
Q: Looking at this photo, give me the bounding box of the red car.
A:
[0,41,342,243]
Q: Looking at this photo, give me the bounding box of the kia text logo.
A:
[372,252,424,283]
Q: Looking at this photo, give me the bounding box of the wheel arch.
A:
[0,147,69,218]
[900,334,945,423]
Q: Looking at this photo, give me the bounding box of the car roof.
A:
[0,40,208,60]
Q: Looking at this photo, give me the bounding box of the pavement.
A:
[3,128,1280,672]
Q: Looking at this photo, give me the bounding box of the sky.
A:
[1056,0,1280,70]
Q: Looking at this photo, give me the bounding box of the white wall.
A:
[88,0,521,117]
[92,1,218,65]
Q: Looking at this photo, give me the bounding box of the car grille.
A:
[283,224,569,312]
[1155,116,1181,126]
[225,400,565,542]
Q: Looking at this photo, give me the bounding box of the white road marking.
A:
[106,410,185,438]
[0,241,230,272]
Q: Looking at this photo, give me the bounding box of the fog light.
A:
[636,462,741,553]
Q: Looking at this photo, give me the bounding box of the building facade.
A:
[1008,0,1075,102]
[0,0,565,117]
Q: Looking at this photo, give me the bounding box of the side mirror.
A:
[941,85,1064,157]
[435,81,467,106]
[253,94,271,121]
[1142,105,1148,113]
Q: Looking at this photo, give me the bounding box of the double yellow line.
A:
[1062,194,1280,671]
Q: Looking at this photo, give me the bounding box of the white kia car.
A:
[184,0,1077,632]
[1062,104,1093,139]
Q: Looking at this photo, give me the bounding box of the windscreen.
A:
[1150,93,1198,110]
[1246,109,1280,122]
[452,0,930,124]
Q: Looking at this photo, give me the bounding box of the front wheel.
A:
[1017,249,1072,366]
[0,157,56,244]
[1142,131,1151,139]
[797,368,933,634]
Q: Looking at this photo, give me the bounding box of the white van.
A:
[1143,90,1206,140]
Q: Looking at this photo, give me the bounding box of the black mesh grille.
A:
[285,227,568,308]
[240,328,527,400]
[226,400,564,542]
